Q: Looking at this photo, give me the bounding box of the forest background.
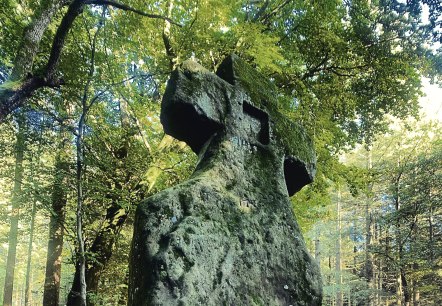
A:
[0,0,441,305]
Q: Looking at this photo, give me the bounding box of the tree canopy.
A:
[0,0,440,305]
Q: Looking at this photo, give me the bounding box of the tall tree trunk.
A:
[412,266,419,306]
[43,129,70,306]
[396,150,412,306]
[365,149,374,305]
[2,114,26,306]
[66,13,104,304]
[400,267,410,306]
[74,106,87,306]
[428,204,434,264]
[336,188,343,306]
[377,223,383,306]
[67,99,134,306]
[24,191,37,306]
[24,116,45,306]
[394,154,409,306]
[66,9,107,303]
[411,209,419,306]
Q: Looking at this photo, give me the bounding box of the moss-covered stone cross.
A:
[161,54,316,196]
[129,55,322,305]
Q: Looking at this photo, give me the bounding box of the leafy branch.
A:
[0,0,181,123]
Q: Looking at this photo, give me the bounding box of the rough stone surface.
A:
[129,55,322,305]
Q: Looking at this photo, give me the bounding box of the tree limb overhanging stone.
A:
[129,54,322,305]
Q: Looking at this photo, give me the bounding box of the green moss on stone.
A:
[222,55,315,165]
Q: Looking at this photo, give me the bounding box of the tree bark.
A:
[2,114,26,306]
[400,267,410,306]
[43,129,70,306]
[10,0,69,81]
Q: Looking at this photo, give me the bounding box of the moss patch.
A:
[216,55,315,165]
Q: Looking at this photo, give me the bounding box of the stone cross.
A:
[129,55,322,305]
[161,54,316,196]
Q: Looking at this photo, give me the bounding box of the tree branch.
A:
[302,53,330,80]
[47,0,86,79]
[85,0,182,26]
[0,0,181,123]
[259,0,291,26]
[0,0,84,123]
[162,0,178,70]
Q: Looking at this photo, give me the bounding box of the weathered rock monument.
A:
[129,55,322,305]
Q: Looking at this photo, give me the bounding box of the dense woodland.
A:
[0,0,441,305]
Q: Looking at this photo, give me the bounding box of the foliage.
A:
[306,121,442,305]
[0,0,440,304]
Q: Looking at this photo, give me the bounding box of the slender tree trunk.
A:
[24,117,44,306]
[24,193,37,306]
[428,204,434,264]
[2,114,26,306]
[68,86,90,306]
[75,110,87,306]
[314,236,321,266]
[374,220,380,305]
[328,256,332,284]
[67,15,102,305]
[336,188,343,306]
[67,8,107,304]
[378,236,383,305]
[395,188,401,306]
[67,99,134,306]
[394,150,411,306]
[412,269,419,306]
[365,150,374,305]
[400,267,410,306]
[43,129,70,306]
[410,210,419,306]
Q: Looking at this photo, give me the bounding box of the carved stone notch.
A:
[129,55,322,305]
